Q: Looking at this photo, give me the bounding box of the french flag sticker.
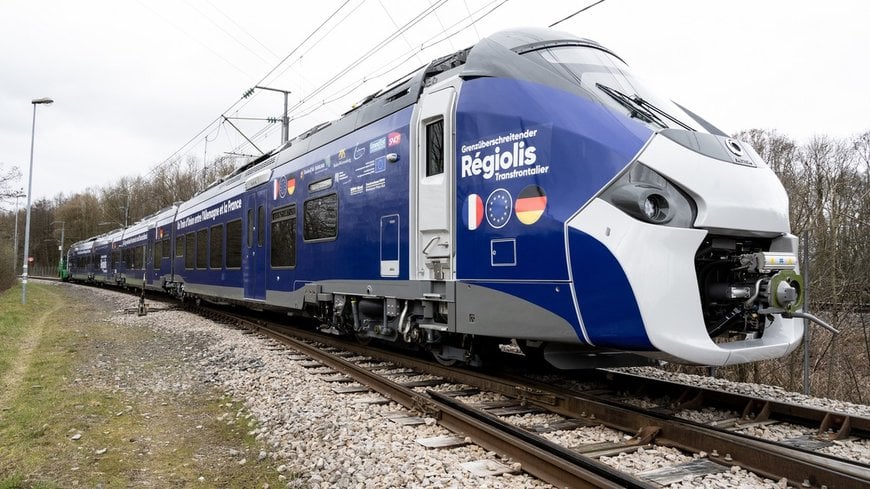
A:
[465,194,484,230]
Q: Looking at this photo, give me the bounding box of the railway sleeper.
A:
[817,412,852,440]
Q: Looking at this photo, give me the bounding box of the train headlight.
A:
[643,194,669,223]
[600,163,696,227]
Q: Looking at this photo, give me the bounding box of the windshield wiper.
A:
[633,95,696,131]
[595,83,695,131]
[595,83,665,127]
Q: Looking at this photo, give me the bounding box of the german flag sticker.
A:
[287,176,296,196]
[515,185,547,225]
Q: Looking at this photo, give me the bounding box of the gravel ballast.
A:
[59,282,870,488]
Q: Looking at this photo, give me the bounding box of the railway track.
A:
[35,279,867,487]
[193,303,870,489]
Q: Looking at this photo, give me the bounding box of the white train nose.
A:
[638,132,791,234]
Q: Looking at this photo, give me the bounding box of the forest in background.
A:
[0,129,867,403]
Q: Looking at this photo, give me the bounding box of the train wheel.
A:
[432,351,459,367]
[354,331,371,346]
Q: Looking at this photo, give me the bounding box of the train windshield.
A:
[532,46,707,133]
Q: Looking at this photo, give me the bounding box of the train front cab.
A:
[567,131,805,366]
[443,29,805,368]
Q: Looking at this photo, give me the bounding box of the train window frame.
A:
[425,118,444,177]
[225,219,242,269]
[176,236,184,257]
[258,205,265,247]
[209,223,224,270]
[153,236,161,265]
[196,228,208,269]
[303,193,338,242]
[128,245,143,270]
[162,238,171,261]
[270,204,297,269]
[184,232,195,269]
[247,209,254,249]
[308,177,333,193]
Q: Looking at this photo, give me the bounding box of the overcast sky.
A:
[2,0,868,203]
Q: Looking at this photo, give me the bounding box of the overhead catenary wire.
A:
[231,0,509,155]
[549,0,606,28]
[226,0,456,154]
[91,1,359,208]
[182,0,276,66]
[150,0,474,178]
[231,0,476,154]
[113,0,606,210]
[461,0,483,42]
[277,0,450,112]
[134,0,252,78]
[379,0,427,66]
[262,0,371,100]
[203,0,282,60]
[143,1,357,181]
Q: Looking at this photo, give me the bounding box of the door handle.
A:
[422,237,439,255]
[422,236,450,256]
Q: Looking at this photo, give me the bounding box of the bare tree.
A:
[0,162,22,201]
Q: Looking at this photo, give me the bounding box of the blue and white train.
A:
[68,28,806,368]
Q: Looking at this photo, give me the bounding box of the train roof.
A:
[183,27,623,217]
[262,28,616,169]
[272,67,427,168]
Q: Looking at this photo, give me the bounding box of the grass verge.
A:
[0,282,289,488]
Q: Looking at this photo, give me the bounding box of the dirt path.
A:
[0,289,62,416]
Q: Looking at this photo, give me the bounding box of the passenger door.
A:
[243,188,268,300]
[414,87,456,280]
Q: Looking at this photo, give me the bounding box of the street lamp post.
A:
[21,96,53,305]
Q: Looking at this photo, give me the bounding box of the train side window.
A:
[258,206,265,247]
[129,246,139,269]
[271,204,296,268]
[196,228,208,269]
[153,238,161,265]
[303,193,338,241]
[185,232,195,269]
[176,236,184,257]
[247,209,254,248]
[162,238,170,260]
[209,224,223,269]
[425,118,444,176]
[226,219,242,268]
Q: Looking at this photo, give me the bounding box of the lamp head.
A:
[32,97,54,105]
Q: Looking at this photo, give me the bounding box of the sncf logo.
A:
[387,132,402,147]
